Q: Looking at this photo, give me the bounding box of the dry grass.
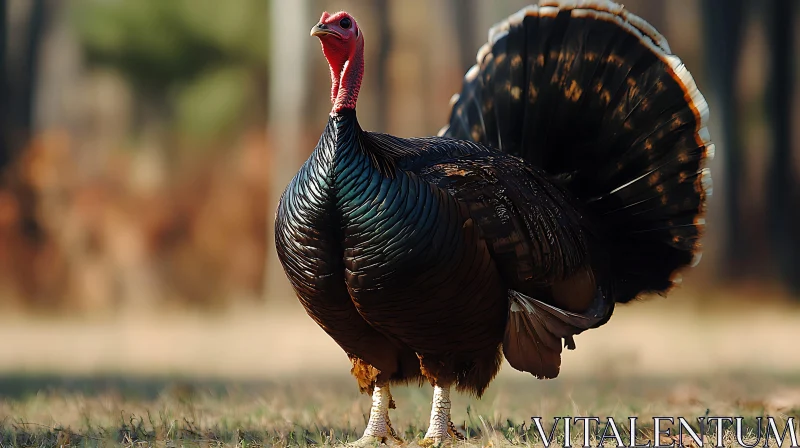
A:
[0,294,799,446]
[1,373,799,447]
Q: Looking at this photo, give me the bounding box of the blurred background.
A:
[0,0,798,382]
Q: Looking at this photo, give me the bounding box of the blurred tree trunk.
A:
[17,0,44,142]
[374,0,391,132]
[764,0,798,293]
[1,0,44,233]
[0,0,7,171]
[449,0,477,73]
[0,0,51,306]
[263,0,310,303]
[701,0,747,278]
[14,0,45,244]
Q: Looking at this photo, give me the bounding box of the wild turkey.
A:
[274,1,713,446]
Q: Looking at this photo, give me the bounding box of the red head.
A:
[311,11,364,114]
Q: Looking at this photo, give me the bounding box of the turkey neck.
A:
[331,36,364,115]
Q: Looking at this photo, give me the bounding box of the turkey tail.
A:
[440,0,713,303]
[504,288,611,379]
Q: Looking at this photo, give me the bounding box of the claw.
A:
[417,437,439,447]
[348,435,385,447]
[448,420,466,441]
[348,429,403,447]
[387,418,404,444]
[348,435,391,447]
[418,420,464,447]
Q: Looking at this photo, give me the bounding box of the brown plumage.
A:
[274,1,712,444]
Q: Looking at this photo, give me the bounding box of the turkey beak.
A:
[311,23,336,38]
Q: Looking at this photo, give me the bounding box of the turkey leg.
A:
[350,382,402,446]
[419,383,465,446]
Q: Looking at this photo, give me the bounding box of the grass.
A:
[1,296,799,446]
[1,372,799,447]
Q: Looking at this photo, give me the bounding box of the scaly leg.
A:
[419,384,465,446]
[349,383,402,447]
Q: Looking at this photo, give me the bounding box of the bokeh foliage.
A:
[70,0,269,142]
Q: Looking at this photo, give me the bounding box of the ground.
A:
[0,290,799,447]
[1,373,800,447]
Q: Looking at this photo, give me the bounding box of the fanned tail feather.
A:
[440,0,713,303]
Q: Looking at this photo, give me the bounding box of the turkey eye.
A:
[340,18,352,29]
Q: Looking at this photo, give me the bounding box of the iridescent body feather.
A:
[275,1,712,445]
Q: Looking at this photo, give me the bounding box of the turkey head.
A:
[311,11,364,113]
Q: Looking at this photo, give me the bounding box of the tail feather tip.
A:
[700,168,713,197]
[690,251,703,268]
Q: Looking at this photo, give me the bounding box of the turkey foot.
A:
[419,384,465,447]
[349,383,403,447]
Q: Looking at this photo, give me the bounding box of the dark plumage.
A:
[275,1,712,444]
[441,1,713,304]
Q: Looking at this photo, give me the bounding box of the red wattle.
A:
[332,38,364,114]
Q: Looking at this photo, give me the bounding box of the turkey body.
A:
[276,0,712,398]
[276,110,593,394]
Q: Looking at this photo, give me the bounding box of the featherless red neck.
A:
[311,11,364,115]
